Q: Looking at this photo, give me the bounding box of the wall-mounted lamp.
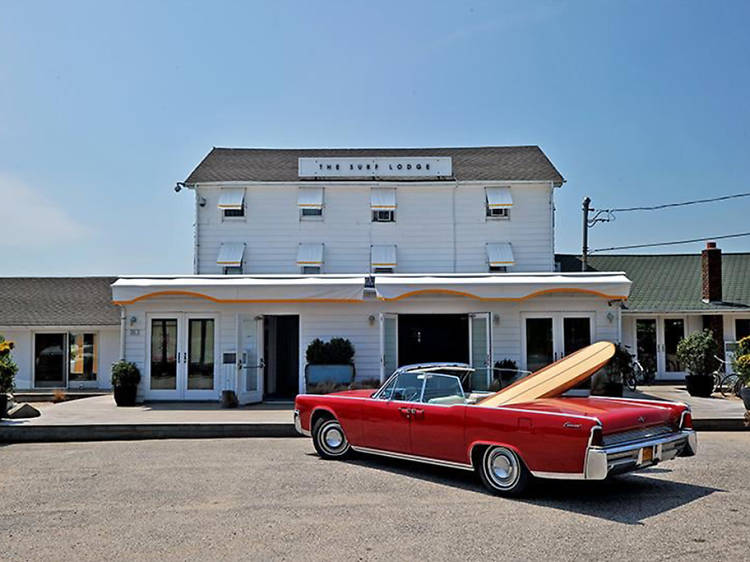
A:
[606,311,615,323]
[368,315,376,326]
[129,315,137,326]
[198,197,207,207]
[493,313,500,326]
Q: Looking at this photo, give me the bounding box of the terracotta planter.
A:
[685,374,714,398]
[113,385,138,407]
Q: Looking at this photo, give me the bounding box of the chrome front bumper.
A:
[585,429,697,480]
[293,409,310,437]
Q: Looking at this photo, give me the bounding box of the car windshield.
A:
[378,372,423,402]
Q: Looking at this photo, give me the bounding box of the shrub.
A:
[676,330,720,377]
[305,338,355,365]
[111,360,141,388]
[493,359,519,382]
[605,343,633,383]
[0,336,18,394]
[733,336,750,386]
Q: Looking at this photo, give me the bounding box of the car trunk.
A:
[504,397,679,434]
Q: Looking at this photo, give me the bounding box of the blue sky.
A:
[1,0,749,275]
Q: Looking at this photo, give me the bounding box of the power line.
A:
[590,231,750,253]
[606,191,750,213]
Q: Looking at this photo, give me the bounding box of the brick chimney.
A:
[701,241,722,302]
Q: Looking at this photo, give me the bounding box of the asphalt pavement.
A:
[1,433,747,561]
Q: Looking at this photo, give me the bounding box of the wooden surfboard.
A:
[478,341,615,407]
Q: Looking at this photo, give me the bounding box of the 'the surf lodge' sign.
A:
[298,157,452,178]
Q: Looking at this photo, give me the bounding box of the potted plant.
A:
[731,336,750,410]
[0,336,18,418]
[677,330,720,397]
[111,360,141,406]
[305,338,356,393]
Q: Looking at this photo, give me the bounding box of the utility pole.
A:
[582,197,591,271]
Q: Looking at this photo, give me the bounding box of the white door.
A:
[657,316,687,381]
[380,313,398,382]
[521,313,594,372]
[146,314,219,401]
[469,312,491,389]
[238,315,264,404]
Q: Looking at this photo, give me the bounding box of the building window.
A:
[223,266,243,274]
[486,207,510,219]
[489,265,507,273]
[737,319,750,341]
[223,207,245,219]
[301,265,321,274]
[301,207,323,219]
[372,209,395,222]
[68,333,97,382]
[374,266,394,274]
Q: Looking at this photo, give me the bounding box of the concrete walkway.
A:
[627,385,747,430]
[0,395,297,443]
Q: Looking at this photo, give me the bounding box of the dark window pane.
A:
[188,319,214,390]
[636,319,657,375]
[736,319,750,341]
[34,333,65,388]
[150,319,177,390]
[563,317,591,355]
[664,319,685,372]
[526,318,553,372]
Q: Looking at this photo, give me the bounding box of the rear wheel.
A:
[477,446,531,497]
[312,417,352,460]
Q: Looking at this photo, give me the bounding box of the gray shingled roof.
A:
[0,277,120,326]
[556,254,750,312]
[185,146,565,185]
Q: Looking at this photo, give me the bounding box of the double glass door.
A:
[148,314,217,400]
[634,317,686,380]
[522,313,593,372]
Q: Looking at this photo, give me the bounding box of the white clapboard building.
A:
[112,147,631,402]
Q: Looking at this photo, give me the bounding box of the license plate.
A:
[641,446,653,463]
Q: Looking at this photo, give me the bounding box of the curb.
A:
[0,423,300,444]
[693,419,748,431]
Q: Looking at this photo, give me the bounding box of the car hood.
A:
[503,397,680,433]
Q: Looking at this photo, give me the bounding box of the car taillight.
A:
[590,426,603,447]
[680,411,693,430]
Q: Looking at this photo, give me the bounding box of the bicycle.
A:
[712,355,742,397]
[624,357,655,392]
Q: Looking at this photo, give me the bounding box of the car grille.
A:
[603,424,674,447]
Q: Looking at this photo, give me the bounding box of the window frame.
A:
[486,206,510,220]
[489,265,508,273]
[300,265,322,275]
[222,206,246,220]
[420,373,466,404]
[223,265,243,275]
[372,209,395,223]
[300,207,324,221]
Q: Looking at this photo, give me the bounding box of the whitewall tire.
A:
[312,418,352,460]
[477,446,530,496]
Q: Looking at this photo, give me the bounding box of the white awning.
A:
[371,245,397,267]
[370,188,396,210]
[218,188,245,210]
[487,243,514,266]
[296,243,324,265]
[298,187,324,209]
[374,273,631,302]
[486,187,513,208]
[216,243,245,266]
[112,275,366,304]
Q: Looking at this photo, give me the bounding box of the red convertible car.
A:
[294,342,697,496]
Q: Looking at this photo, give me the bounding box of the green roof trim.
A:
[556,253,750,312]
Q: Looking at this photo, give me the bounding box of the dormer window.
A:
[298,187,324,220]
[371,188,396,222]
[485,187,513,220]
[218,188,246,220]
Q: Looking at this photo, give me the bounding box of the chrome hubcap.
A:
[324,427,344,449]
[486,448,519,489]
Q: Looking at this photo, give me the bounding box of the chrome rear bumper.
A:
[293,409,310,437]
[585,429,697,480]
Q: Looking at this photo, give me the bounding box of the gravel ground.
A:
[0,433,747,561]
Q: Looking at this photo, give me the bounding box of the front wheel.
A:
[312,417,352,460]
[477,446,531,497]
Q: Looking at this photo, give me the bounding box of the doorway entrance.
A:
[263,315,300,401]
[380,313,492,388]
[521,313,594,372]
[146,314,218,400]
[632,316,687,380]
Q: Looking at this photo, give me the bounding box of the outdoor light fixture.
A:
[368,315,376,326]
[129,316,137,326]
[199,197,207,207]
[493,313,500,326]
[606,311,615,323]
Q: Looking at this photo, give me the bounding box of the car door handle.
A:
[412,408,424,419]
[398,407,411,418]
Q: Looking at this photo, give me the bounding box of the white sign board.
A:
[298,157,452,178]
